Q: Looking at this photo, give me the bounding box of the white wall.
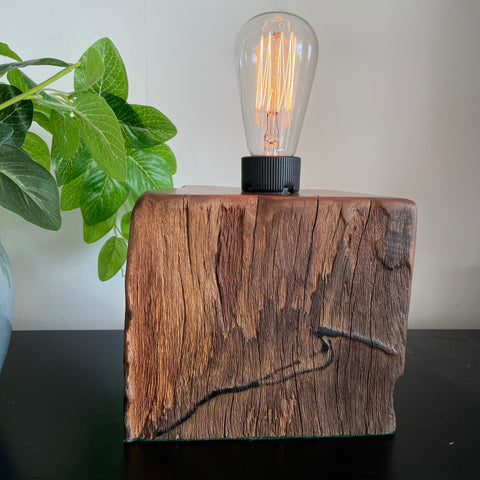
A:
[1,0,479,329]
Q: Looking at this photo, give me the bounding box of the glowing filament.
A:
[255,31,296,155]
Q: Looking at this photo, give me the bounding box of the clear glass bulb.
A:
[235,11,318,157]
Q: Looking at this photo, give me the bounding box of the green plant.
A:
[0,38,177,280]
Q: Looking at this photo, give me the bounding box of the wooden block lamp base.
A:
[124,186,417,441]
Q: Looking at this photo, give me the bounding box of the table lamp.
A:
[123,11,417,442]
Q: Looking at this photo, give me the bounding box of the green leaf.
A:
[0,241,12,287]
[0,42,22,61]
[73,93,125,181]
[74,38,128,100]
[105,94,177,149]
[7,68,33,92]
[98,236,127,281]
[22,132,50,169]
[60,174,84,211]
[50,110,80,159]
[51,139,92,186]
[83,213,116,243]
[0,84,33,146]
[0,123,13,145]
[80,163,128,225]
[33,111,53,133]
[74,47,105,92]
[120,210,131,240]
[0,57,70,78]
[144,143,176,175]
[126,149,173,199]
[0,144,61,230]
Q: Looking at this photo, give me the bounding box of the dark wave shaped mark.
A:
[315,326,399,355]
[155,328,398,437]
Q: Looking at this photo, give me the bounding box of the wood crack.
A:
[154,340,335,437]
[315,326,399,355]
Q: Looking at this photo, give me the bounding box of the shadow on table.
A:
[124,435,395,480]
[0,436,20,480]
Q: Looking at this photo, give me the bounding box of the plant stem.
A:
[113,222,122,238]
[0,62,81,112]
[48,91,72,103]
[35,97,73,113]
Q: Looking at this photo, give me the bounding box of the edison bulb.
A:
[235,11,318,192]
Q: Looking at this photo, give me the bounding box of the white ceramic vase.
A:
[0,242,13,372]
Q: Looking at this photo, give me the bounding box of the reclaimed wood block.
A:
[124,186,417,441]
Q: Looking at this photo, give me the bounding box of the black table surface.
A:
[0,330,478,480]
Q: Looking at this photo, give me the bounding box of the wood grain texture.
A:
[124,187,417,441]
